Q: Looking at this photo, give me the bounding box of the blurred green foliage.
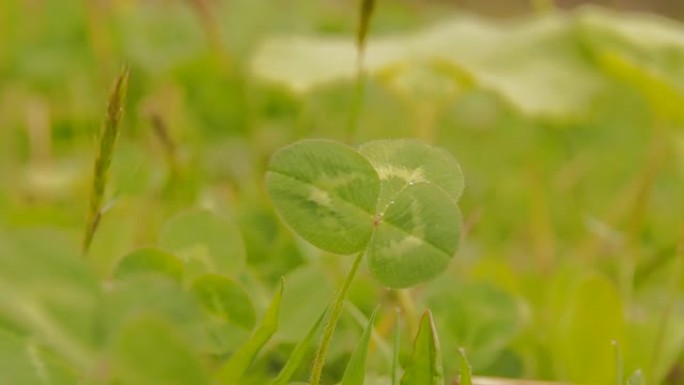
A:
[2,0,684,384]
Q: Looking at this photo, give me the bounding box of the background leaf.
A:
[159,208,246,276]
[552,274,625,385]
[251,14,607,118]
[0,229,100,369]
[423,280,521,376]
[191,274,256,330]
[112,313,210,385]
[0,327,79,385]
[114,247,184,281]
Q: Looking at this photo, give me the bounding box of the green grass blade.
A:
[83,65,129,254]
[340,307,379,385]
[216,279,284,384]
[348,0,376,141]
[345,302,392,364]
[401,310,444,385]
[457,348,473,385]
[357,0,376,53]
[392,309,401,385]
[269,307,327,385]
[613,340,623,385]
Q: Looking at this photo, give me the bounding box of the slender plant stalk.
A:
[82,66,129,254]
[346,66,367,142]
[310,250,365,385]
[620,130,668,300]
[648,227,684,385]
[81,0,113,74]
[188,0,230,69]
[149,112,181,184]
[579,127,668,264]
[346,0,376,142]
[612,340,623,385]
[527,163,555,273]
[391,308,401,385]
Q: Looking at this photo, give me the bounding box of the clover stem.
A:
[310,250,365,385]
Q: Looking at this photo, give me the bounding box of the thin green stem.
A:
[391,308,401,385]
[648,228,684,385]
[612,340,623,385]
[346,0,375,142]
[310,251,364,385]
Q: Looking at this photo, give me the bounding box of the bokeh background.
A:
[2,1,684,385]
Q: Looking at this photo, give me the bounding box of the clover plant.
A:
[266,138,464,383]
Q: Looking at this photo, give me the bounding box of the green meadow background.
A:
[1,1,684,384]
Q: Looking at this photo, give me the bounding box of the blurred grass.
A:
[1,0,684,384]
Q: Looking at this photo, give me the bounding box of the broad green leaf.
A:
[340,307,379,385]
[458,349,473,385]
[191,274,255,330]
[0,229,99,369]
[114,247,184,281]
[103,276,208,352]
[367,183,461,288]
[112,314,210,385]
[577,8,684,120]
[160,208,246,276]
[217,279,284,384]
[252,15,606,118]
[401,311,444,385]
[266,140,380,254]
[358,139,464,211]
[269,307,327,385]
[554,274,624,385]
[433,14,605,118]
